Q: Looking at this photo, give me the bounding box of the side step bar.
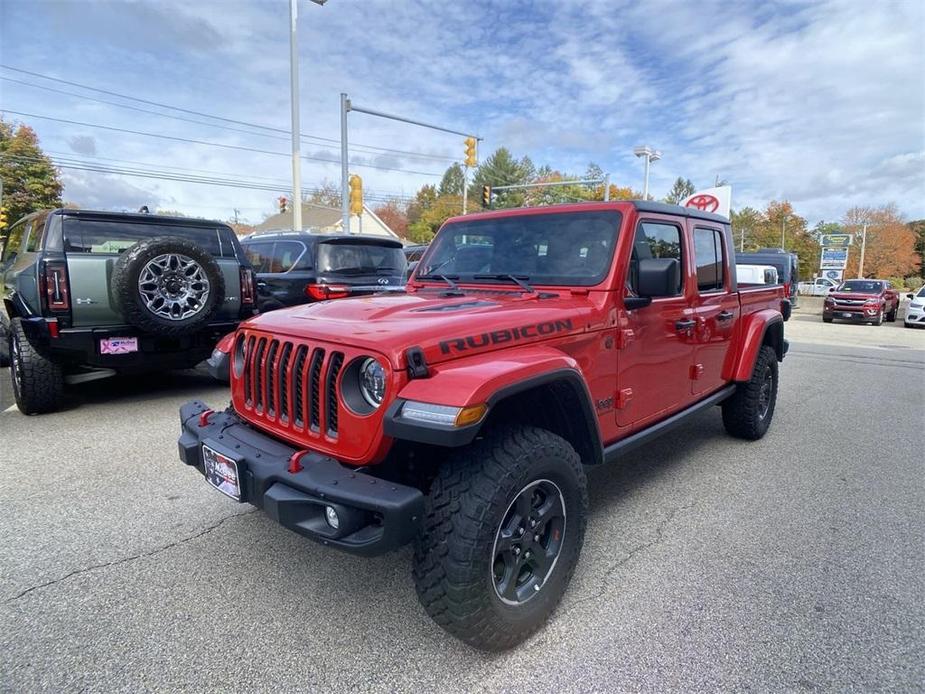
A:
[602,384,736,464]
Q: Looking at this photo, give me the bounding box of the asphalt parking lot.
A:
[1,300,923,692]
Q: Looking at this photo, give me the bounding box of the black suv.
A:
[240,231,406,312]
[0,209,257,414]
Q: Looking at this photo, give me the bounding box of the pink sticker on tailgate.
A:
[100,337,139,354]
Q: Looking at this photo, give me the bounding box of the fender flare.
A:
[730,311,784,382]
[383,345,603,463]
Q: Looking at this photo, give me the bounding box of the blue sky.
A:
[1,0,923,225]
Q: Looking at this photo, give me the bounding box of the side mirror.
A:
[638,258,680,298]
[908,293,915,300]
[828,287,836,293]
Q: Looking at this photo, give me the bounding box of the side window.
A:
[629,221,683,295]
[2,220,30,263]
[243,242,275,273]
[26,215,48,253]
[693,227,725,292]
[272,241,306,273]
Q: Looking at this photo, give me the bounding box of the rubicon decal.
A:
[439,319,573,354]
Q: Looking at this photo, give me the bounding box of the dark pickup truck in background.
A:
[1,209,257,414]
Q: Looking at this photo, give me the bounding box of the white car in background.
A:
[799,277,840,296]
[905,286,925,328]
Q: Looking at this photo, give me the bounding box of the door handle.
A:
[675,319,696,331]
[717,310,734,321]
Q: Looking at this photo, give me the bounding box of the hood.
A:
[245,288,611,367]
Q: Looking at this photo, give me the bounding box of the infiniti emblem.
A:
[377,278,389,285]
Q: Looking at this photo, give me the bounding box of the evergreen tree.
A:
[664,177,695,204]
[438,163,465,196]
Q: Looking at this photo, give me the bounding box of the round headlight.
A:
[359,358,386,407]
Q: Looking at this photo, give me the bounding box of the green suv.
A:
[0,209,257,414]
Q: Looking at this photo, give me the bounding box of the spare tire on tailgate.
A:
[111,236,225,337]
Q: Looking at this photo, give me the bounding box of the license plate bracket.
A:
[203,444,242,501]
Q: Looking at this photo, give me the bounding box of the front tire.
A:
[722,344,778,440]
[8,318,64,415]
[873,310,884,326]
[413,426,588,651]
[822,315,833,323]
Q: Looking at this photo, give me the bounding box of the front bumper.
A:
[178,401,423,556]
[823,308,879,322]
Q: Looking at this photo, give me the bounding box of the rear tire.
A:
[722,344,778,440]
[886,305,897,322]
[8,318,64,415]
[413,426,587,651]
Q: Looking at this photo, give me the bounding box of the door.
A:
[616,217,697,427]
[690,226,738,395]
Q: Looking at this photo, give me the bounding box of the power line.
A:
[1,109,444,177]
[0,66,458,163]
[6,153,415,203]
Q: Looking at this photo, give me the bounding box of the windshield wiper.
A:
[416,274,463,294]
[474,274,534,293]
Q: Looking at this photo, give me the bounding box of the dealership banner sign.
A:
[820,247,849,270]
[681,186,732,219]
[820,233,852,248]
[822,269,843,282]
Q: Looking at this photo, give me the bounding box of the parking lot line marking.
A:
[4,405,18,413]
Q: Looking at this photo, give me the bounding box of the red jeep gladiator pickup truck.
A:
[823,279,900,325]
[178,201,788,650]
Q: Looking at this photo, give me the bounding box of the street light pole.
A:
[781,214,787,249]
[633,146,661,200]
[340,92,350,233]
[288,0,302,231]
[858,223,868,278]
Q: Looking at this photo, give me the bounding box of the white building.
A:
[254,202,400,240]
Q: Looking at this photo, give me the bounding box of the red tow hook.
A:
[198,409,214,427]
[288,450,310,474]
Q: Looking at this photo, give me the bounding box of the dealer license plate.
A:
[202,444,241,501]
[100,337,138,354]
[840,312,854,318]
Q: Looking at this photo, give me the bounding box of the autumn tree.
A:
[908,219,925,280]
[664,177,695,204]
[842,204,919,279]
[0,118,63,226]
[307,179,342,208]
[372,199,409,239]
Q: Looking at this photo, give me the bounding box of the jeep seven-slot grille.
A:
[242,337,343,437]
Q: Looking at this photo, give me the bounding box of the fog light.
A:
[324,505,340,530]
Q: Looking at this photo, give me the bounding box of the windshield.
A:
[837,280,883,293]
[917,286,925,298]
[316,242,406,275]
[417,210,621,286]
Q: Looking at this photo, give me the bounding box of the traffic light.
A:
[0,205,7,230]
[464,137,477,167]
[481,185,492,208]
[349,174,363,216]
[278,196,288,213]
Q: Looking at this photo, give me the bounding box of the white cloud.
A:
[2,0,922,225]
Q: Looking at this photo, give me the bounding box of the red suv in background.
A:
[823,279,900,325]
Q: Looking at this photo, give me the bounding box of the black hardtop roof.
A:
[242,230,402,248]
[52,208,232,229]
[631,200,730,224]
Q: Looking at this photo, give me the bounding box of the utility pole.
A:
[341,92,350,233]
[288,0,302,232]
[858,224,868,278]
[781,215,785,249]
[233,208,240,224]
[462,168,468,215]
